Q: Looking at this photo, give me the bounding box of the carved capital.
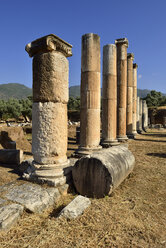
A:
[115,38,129,48]
[25,34,72,58]
[133,63,138,69]
[127,53,134,59]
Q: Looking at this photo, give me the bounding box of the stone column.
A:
[102,44,119,147]
[25,34,72,185]
[145,103,149,128]
[133,63,138,136]
[136,96,140,132]
[77,33,101,156]
[142,100,146,131]
[126,53,134,138]
[138,98,143,133]
[115,38,128,142]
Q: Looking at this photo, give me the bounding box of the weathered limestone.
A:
[76,33,101,156]
[25,34,72,184]
[136,96,140,132]
[145,102,148,129]
[138,98,143,133]
[0,204,24,230]
[5,183,60,213]
[72,145,135,198]
[126,53,134,138]
[102,44,119,147]
[59,195,91,219]
[142,100,148,131]
[132,63,138,136]
[115,38,129,142]
[0,149,23,165]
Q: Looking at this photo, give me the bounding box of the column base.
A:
[74,145,102,158]
[101,139,119,148]
[23,159,73,187]
[117,135,128,142]
[137,130,143,134]
[127,133,135,139]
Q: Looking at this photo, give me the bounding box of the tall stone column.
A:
[126,53,134,138]
[142,100,147,131]
[133,63,138,136]
[25,34,72,185]
[77,33,101,156]
[136,96,140,132]
[138,98,143,133]
[102,44,118,147]
[115,38,128,142]
[145,102,148,128]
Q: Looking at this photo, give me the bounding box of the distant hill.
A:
[0,83,165,100]
[69,85,166,99]
[0,83,32,100]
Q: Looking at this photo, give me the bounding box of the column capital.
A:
[25,34,72,58]
[115,38,129,48]
[133,63,138,69]
[127,53,134,59]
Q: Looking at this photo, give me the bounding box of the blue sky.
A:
[0,0,165,93]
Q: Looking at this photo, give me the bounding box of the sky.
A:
[0,0,165,93]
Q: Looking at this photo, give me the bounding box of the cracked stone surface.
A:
[59,195,91,219]
[0,204,24,230]
[0,198,6,206]
[5,183,60,213]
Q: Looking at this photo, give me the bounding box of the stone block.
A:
[0,149,23,165]
[5,183,60,213]
[0,204,24,230]
[59,195,91,219]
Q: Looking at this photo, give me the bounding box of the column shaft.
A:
[115,38,129,142]
[78,33,101,155]
[133,63,138,135]
[126,53,134,138]
[102,44,118,146]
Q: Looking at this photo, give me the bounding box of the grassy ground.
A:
[0,127,166,248]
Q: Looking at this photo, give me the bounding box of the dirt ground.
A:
[0,127,166,248]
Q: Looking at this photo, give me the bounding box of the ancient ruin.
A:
[115,38,129,142]
[132,63,138,136]
[102,44,119,146]
[25,34,72,185]
[76,33,101,156]
[126,53,134,138]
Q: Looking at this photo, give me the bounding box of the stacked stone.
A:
[115,38,129,142]
[102,44,118,146]
[126,53,134,138]
[133,63,138,136]
[25,34,72,185]
[77,33,101,156]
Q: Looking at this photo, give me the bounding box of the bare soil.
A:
[0,127,166,248]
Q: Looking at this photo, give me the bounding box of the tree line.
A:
[0,90,165,121]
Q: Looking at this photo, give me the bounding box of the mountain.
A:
[69,85,166,99]
[0,83,32,100]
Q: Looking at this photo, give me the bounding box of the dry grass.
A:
[0,128,166,247]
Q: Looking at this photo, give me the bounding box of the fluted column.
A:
[126,53,134,138]
[25,34,72,185]
[115,38,129,142]
[77,33,101,156]
[133,63,138,136]
[102,44,119,147]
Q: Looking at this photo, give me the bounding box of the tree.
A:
[68,97,80,111]
[144,90,166,107]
